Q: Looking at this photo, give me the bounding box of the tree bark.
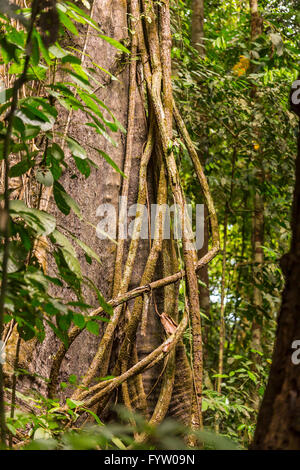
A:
[191,0,205,57]
[249,0,264,410]
[17,0,163,405]
[191,0,210,345]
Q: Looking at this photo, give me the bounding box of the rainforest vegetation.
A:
[0,0,299,451]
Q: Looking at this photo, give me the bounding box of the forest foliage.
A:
[0,0,299,450]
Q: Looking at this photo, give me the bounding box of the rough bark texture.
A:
[18,0,162,402]
[191,0,205,57]
[252,87,300,450]
[249,0,264,410]
[191,0,210,338]
[249,0,263,40]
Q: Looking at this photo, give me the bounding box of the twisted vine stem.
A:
[46,0,220,435]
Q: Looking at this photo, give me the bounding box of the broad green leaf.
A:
[51,229,77,258]
[66,398,84,409]
[99,35,130,54]
[94,148,125,177]
[67,137,87,159]
[36,169,54,187]
[68,233,101,265]
[53,182,82,218]
[10,200,56,236]
[86,320,99,336]
[72,313,85,329]
[73,156,90,177]
[9,158,32,177]
[57,9,79,35]
[61,248,82,278]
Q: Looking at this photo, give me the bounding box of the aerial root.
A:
[47,0,220,432]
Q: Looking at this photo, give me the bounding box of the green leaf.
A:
[10,200,56,236]
[66,398,83,410]
[99,35,130,54]
[247,371,257,383]
[49,158,62,181]
[65,2,99,29]
[94,148,125,177]
[53,182,70,215]
[60,191,82,219]
[68,374,77,384]
[30,34,40,66]
[83,408,103,425]
[0,241,27,273]
[53,182,82,218]
[35,30,51,65]
[67,137,87,159]
[74,156,90,177]
[51,230,82,278]
[86,320,99,336]
[69,234,101,265]
[33,427,52,440]
[202,400,209,412]
[49,143,64,162]
[111,436,126,450]
[36,169,54,187]
[9,159,32,177]
[51,229,76,257]
[6,423,16,436]
[58,314,71,331]
[57,9,79,36]
[72,313,85,329]
[15,109,55,131]
[61,248,82,278]
[61,54,81,65]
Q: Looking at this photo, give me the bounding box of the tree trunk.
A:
[16,0,163,406]
[191,0,210,344]
[249,0,264,410]
[191,0,205,57]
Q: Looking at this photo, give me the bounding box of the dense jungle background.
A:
[0,0,299,451]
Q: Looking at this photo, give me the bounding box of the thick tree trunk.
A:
[252,84,300,450]
[17,0,163,405]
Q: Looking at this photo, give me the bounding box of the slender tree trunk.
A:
[191,0,210,347]
[191,0,205,57]
[249,0,263,40]
[249,0,264,410]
